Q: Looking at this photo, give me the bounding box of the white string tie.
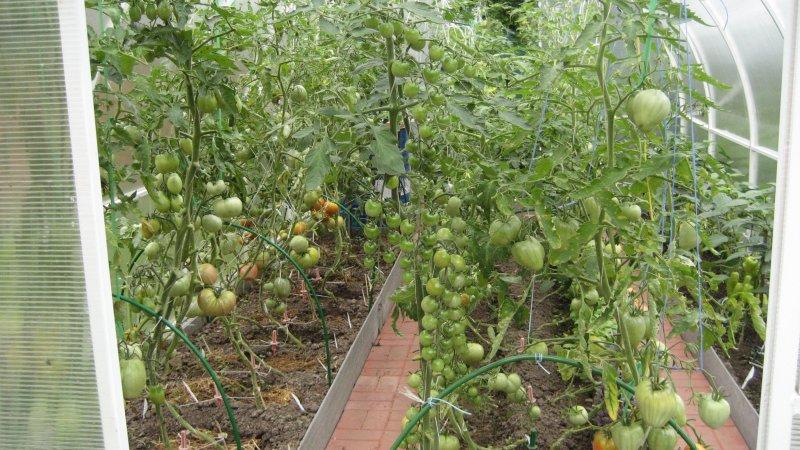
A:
[399,386,472,416]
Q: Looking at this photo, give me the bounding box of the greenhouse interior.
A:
[1,0,800,449]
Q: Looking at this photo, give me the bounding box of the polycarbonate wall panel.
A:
[718,0,783,151]
[0,1,114,448]
[685,4,749,140]
[716,137,750,175]
[683,0,785,186]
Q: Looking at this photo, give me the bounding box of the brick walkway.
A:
[327,315,749,449]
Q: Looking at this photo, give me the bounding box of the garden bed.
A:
[463,276,598,448]
[125,236,394,449]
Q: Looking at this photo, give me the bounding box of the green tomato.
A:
[425,278,444,297]
[154,153,180,174]
[404,82,421,98]
[635,379,677,428]
[201,214,223,233]
[166,173,183,195]
[390,61,412,77]
[407,373,422,389]
[626,89,671,131]
[365,199,383,218]
[611,421,645,450]
[433,249,450,269]
[421,314,438,331]
[698,393,730,429]
[462,342,484,365]
[646,426,678,450]
[429,45,445,61]
[423,68,441,84]
[363,224,380,239]
[511,237,545,272]
[445,196,462,217]
[421,296,439,313]
[566,405,589,426]
[621,203,642,221]
[400,219,415,235]
[678,221,699,251]
[120,357,147,399]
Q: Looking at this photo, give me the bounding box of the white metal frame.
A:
[60,1,129,448]
[757,0,800,447]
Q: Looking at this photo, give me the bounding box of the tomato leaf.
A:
[305,138,333,190]
[499,110,532,130]
[602,363,620,421]
[370,128,405,175]
[571,167,629,200]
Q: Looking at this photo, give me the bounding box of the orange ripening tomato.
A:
[292,221,308,235]
[239,263,259,281]
[323,201,340,217]
[239,218,255,228]
[311,198,326,212]
[593,430,618,450]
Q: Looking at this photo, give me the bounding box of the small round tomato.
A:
[292,221,308,235]
[567,405,589,426]
[323,201,339,217]
[239,263,259,281]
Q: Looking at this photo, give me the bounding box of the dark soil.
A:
[125,235,390,449]
[714,321,764,412]
[463,275,598,449]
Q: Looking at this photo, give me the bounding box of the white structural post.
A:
[757,0,800,448]
[59,2,130,447]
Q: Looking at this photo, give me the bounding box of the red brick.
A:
[353,376,380,392]
[375,375,401,393]
[345,400,393,410]
[349,391,397,402]
[361,409,391,430]
[337,409,369,429]
[327,439,380,450]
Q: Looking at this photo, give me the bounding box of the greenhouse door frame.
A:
[62,1,130,447]
[757,1,800,449]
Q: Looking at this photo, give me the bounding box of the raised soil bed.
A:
[125,237,398,449]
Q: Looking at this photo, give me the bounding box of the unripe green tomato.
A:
[419,124,434,139]
[421,296,439,313]
[419,330,434,346]
[436,227,452,242]
[425,278,444,297]
[429,45,445,61]
[407,373,422,389]
[420,346,436,361]
[433,249,450,269]
[423,68,441,84]
[201,214,223,233]
[404,82,420,98]
[179,138,193,155]
[421,314,438,331]
[378,23,394,38]
[399,240,414,252]
[166,173,183,195]
[382,251,397,264]
[364,199,383,218]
